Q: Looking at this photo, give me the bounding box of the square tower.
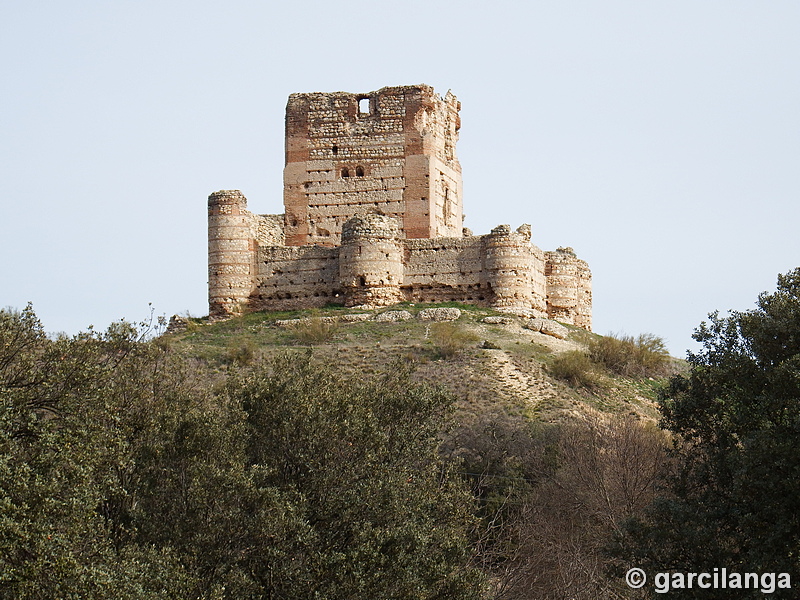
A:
[283,85,463,246]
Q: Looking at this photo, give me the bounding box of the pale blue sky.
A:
[2,1,798,356]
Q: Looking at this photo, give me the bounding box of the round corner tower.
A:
[339,214,404,307]
[208,190,256,318]
[484,224,537,311]
[544,247,592,330]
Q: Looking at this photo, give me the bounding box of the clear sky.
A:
[2,1,798,356]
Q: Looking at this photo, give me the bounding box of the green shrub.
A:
[588,333,670,378]
[184,318,202,333]
[430,323,478,359]
[548,350,599,388]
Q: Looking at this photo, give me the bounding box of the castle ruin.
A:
[208,85,592,329]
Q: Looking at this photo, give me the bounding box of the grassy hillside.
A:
[165,302,677,424]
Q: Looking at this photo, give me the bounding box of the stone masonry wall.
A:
[210,190,591,327]
[544,247,593,330]
[255,214,285,246]
[251,245,341,311]
[208,190,256,318]
[400,232,545,315]
[402,237,487,304]
[339,214,404,307]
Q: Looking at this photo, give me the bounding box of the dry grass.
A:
[429,322,479,359]
[289,317,339,345]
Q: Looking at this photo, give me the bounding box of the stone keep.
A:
[208,84,592,330]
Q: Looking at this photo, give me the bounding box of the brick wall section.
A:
[402,237,487,304]
[402,228,545,314]
[250,245,340,311]
[255,214,285,246]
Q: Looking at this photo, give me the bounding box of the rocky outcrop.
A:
[418,308,462,321]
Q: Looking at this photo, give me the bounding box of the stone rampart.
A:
[544,247,592,330]
[402,237,486,304]
[251,245,340,311]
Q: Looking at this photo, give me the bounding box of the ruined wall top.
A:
[208,189,246,207]
[341,213,403,243]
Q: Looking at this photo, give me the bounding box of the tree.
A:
[0,305,483,599]
[0,305,192,599]
[444,412,668,600]
[622,269,800,598]
[225,353,484,600]
[496,417,667,600]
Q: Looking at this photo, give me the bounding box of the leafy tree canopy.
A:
[623,269,800,598]
[0,305,482,599]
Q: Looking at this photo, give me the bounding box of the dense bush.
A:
[0,305,197,599]
[0,304,694,600]
[588,333,671,378]
[548,350,600,388]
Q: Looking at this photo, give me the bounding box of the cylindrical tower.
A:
[484,224,534,310]
[574,260,592,331]
[339,214,403,307]
[208,190,256,318]
[544,247,589,327]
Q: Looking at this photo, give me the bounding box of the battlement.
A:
[208,85,592,329]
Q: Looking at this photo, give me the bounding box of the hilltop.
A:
[165,302,678,425]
